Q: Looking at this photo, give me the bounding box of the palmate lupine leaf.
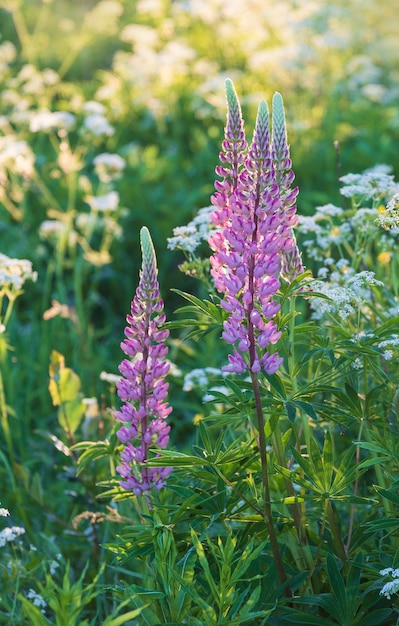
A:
[277,432,376,503]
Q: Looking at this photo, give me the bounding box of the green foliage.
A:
[48,351,86,438]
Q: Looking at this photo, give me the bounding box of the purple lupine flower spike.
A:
[272,92,304,281]
[115,226,172,495]
[209,81,284,375]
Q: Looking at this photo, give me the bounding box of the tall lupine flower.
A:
[115,227,172,495]
[209,80,300,375]
[271,92,304,281]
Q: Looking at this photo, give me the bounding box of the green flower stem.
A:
[288,297,312,453]
[73,255,87,340]
[250,370,290,595]
[361,359,392,516]
[284,295,318,575]
[66,169,78,214]
[306,499,329,588]
[345,418,365,556]
[0,366,14,469]
[363,422,392,517]
[0,193,23,221]
[10,5,35,65]
[327,499,347,563]
[31,172,64,214]
[0,332,14,468]
[272,422,313,572]
[272,423,301,531]
[2,293,17,329]
[245,247,289,592]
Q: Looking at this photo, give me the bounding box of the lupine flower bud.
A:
[115,227,172,495]
[272,92,304,281]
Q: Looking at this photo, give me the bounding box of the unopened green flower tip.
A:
[140,226,157,273]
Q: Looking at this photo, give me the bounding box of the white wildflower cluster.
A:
[309,263,383,321]
[39,219,68,240]
[378,335,399,361]
[0,135,35,179]
[0,525,25,547]
[351,207,379,233]
[380,567,399,600]
[0,253,37,292]
[85,191,120,212]
[29,110,76,134]
[167,206,215,257]
[298,169,399,269]
[26,589,47,611]
[183,367,229,404]
[183,367,223,392]
[339,165,399,204]
[83,0,124,35]
[296,205,347,261]
[82,101,115,137]
[100,371,122,385]
[0,40,17,76]
[351,331,375,343]
[348,331,398,369]
[377,193,399,231]
[11,63,59,99]
[49,557,61,576]
[0,506,10,517]
[93,152,126,183]
[351,358,364,371]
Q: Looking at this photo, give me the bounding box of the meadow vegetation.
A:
[1,0,399,623]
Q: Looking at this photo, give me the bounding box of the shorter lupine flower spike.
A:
[115,226,172,495]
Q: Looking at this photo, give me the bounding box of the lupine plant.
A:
[93,79,399,623]
[115,226,172,496]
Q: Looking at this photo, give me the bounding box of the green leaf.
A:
[326,554,348,623]
[263,372,286,398]
[48,350,85,435]
[322,431,334,492]
[190,529,219,605]
[353,441,388,455]
[103,605,150,626]
[294,400,318,421]
[145,449,207,467]
[364,518,399,533]
[72,441,114,475]
[19,596,51,626]
[360,609,393,625]
[285,401,296,423]
[344,382,363,415]
[374,485,399,506]
[283,607,337,626]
